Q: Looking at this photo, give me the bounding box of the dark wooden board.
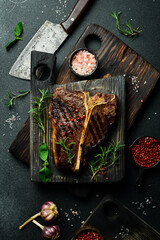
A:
[9,24,160,164]
[72,195,160,239]
[30,75,125,183]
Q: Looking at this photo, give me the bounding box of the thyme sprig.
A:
[56,138,76,164]
[4,90,30,109]
[88,140,125,181]
[29,88,52,133]
[111,11,142,40]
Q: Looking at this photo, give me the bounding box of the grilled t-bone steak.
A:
[49,87,117,172]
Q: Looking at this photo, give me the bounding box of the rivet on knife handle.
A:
[61,0,91,34]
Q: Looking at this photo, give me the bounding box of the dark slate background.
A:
[0,0,160,239]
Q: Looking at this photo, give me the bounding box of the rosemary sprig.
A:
[29,88,52,133]
[88,140,125,181]
[4,90,30,109]
[56,138,76,164]
[111,11,142,39]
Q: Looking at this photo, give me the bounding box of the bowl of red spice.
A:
[131,136,160,169]
[73,226,103,240]
[69,48,98,78]
[131,136,160,187]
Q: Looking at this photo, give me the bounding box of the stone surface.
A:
[0,0,160,240]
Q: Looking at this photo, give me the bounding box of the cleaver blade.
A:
[9,0,91,80]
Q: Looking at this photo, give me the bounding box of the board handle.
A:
[31,51,56,87]
[61,0,91,34]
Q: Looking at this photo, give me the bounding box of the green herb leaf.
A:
[111,11,142,40]
[39,166,52,184]
[6,22,23,49]
[14,22,23,37]
[4,90,30,109]
[39,143,52,183]
[88,140,125,181]
[39,143,49,161]
[56,138,76,164]
[29,88,51,133]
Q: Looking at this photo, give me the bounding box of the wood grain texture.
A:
[31,76,125,183]
[9,117,30,165]
[75,195,160,240]
[9,24,160,165]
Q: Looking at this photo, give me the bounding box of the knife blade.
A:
[9,0,91,80]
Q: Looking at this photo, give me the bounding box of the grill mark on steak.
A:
[49,87,117,172]
[90,115,102,140]
[88,120,98,145]
[51,97,79,136]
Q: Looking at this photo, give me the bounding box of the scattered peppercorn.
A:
[132,136,160,168]
[75,230,102,240]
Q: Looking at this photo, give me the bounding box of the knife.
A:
[9,0,91,80]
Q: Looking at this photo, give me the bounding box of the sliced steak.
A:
[49,87,117,172]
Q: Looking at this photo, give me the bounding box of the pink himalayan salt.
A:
[71,50,97,76]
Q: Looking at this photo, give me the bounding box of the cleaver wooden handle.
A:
[61,0,91,34]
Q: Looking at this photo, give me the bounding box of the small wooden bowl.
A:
[69,48,98,78]
[72,225,104,240]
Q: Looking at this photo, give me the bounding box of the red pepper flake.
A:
[79,123,82,126]
[106,177,109,180]
[68,124,70,127]
[75,230,102,240]
[70,130,72,133]
[99,171,101,174]
[60,123,63,126]
[103,171,107,175]
[62,132,65,136]
[71,119,74,122]
[83,115,86,118]
[75,109,79,113]
[78,117,81,120]
[132,136,160,168]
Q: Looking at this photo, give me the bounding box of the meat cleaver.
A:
[9,0,91,80]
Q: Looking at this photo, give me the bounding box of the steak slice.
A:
[49,87,117,172]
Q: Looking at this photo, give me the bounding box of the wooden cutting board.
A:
[72,195,160,239]
[9,24,160,165]
[30,49,125,183]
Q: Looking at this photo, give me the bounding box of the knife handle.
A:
[61,0,91,34]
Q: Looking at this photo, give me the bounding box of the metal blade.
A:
[9,21,68,80]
